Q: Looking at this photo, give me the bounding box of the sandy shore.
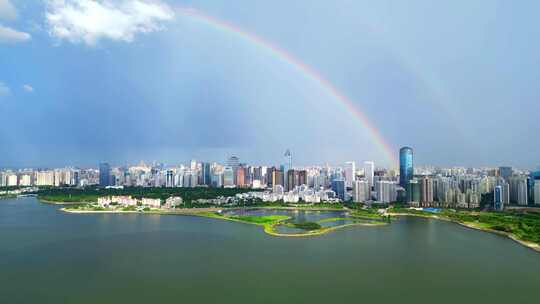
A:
[389,212,540,253]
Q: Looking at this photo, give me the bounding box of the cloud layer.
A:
[0,81,10,97]
[0,0,31,44]
[0,0,17,21]
[22,84,34,92]
[0,24,31,43]
[46,0,175,45]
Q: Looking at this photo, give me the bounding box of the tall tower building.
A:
[223,167,235,187]
[352,180,370,202]
[236,166,246,187]
[344,161,356,188]
[99,163,111,187]
[399,147,414,188]
[165,170,174,188]
[494,185,505,211]
[226,156,240,169]
[363,161,374,189]
[499,166,513,180]
[420,177,434,206]
[284,149,292,169]
[535,183,540,205]
[201,162,211,186]
[331,179,346,201]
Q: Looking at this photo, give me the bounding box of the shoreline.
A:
[61,206,386,237]
[58,202,540,249]
[39,199,93,205]
[389,212,540,253]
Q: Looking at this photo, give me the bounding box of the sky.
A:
[0,0,539,169]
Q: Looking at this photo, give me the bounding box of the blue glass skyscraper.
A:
[331,179,346,201]
[99,162,111,187]
[399,147,414,188]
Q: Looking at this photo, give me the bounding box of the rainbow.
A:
[176,8,398,167]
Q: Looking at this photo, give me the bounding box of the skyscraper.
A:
[530,171,540,204]
[406,179,421,203]
[494,185,504,211]
[286,169,297,192]
[223,167,235,187]
[352,180,370,202]
[375,180,397,203]
[399,147,414,188]
[509,176,528,205]
[165,170,174,188]
[344,161,356,188]
[535,183,540,205]
[201,162,211,186]
[420,177,434,206]
[363,161,374,189]
[331,179,346,201]
[499,166,513,180]
[494,182,509,210]
[226,156,239,169]
[236,166,246,187]
[99,163,111,187]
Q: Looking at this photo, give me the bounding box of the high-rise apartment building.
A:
[352,180,370,202]
[535,183,540,205]
[344,161,356,188]
[420,177,434,206]
[509,176,528,205]
[376,180,397,203]
[363,161,374,190]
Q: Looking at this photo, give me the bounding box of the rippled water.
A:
[1,198,539,304]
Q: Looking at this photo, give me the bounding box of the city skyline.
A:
[3,147,539,209]
[1,1,539,168]
[2,2,540,302]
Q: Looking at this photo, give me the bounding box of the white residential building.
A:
[142,198,161,208]
[352,180,370,202]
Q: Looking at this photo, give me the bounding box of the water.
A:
[222,208,349,222]
[1,198,538,304]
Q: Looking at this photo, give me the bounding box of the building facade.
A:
[399,147,414,188]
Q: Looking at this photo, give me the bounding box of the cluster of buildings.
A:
[0,168,97,187]
[2,148,539,211]
[97,196,183,209]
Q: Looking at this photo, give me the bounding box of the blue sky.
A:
[0,0,539,168]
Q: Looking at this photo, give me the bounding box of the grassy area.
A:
[389,206,540,244]
[228,215,290,224]
[245,200,344,209]
[291,222,322,230]
[37,186,255,204]
[197,213,291,235]
[350,208,386,219]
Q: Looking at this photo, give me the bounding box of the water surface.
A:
[1,198,538,304]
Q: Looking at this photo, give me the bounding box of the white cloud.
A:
[0,0,17,21]
[0,81,11,97]
[45,0,175,46]
[0,24,31,43]
[22,84,34,92]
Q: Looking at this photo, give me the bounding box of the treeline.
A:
[37,186,257,203]
[390,206,540,244]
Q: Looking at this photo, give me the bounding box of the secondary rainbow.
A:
[177,8,398,167]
